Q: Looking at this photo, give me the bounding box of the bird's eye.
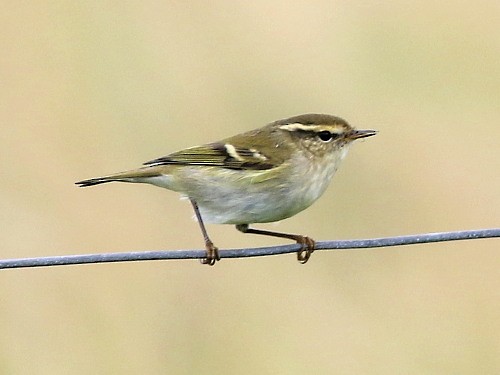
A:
[317,131,334,142]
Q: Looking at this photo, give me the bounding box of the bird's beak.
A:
[349,129,378,140]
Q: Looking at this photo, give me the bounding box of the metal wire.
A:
[0,228,498,269]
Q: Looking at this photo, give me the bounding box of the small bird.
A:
[76,114,376,265]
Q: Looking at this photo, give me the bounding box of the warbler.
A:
[76,113,376,265]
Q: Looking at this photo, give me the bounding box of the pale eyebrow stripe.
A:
[279,123,320,132]
[278,123,343,134]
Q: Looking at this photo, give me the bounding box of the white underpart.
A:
[181,145,351,224]
[142,144,351,225]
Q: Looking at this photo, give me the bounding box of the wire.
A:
[0,228,498,269]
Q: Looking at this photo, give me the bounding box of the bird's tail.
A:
[75,166,165,187]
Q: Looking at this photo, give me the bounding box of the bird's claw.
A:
[296,236,315,264]
[200,241,220,266]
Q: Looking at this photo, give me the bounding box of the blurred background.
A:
[1,1,499,374]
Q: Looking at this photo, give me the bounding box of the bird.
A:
[76,113,377,265]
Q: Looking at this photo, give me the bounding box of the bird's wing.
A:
[144,141,281,170]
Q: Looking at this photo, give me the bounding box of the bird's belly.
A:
[175,163,338,225]
[196,188,310,224]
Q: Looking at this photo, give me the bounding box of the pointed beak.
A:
[348,129,378,140]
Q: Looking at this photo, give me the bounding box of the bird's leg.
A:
[190,199,219,266]
[235,224,315,264]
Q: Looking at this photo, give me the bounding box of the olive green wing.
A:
[143,142,281,170]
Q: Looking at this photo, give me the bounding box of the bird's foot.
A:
[296,236,316,264]
[200,241,220,266]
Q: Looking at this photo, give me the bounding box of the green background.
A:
[1,2,499,374]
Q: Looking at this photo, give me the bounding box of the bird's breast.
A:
[163,148,348,225]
